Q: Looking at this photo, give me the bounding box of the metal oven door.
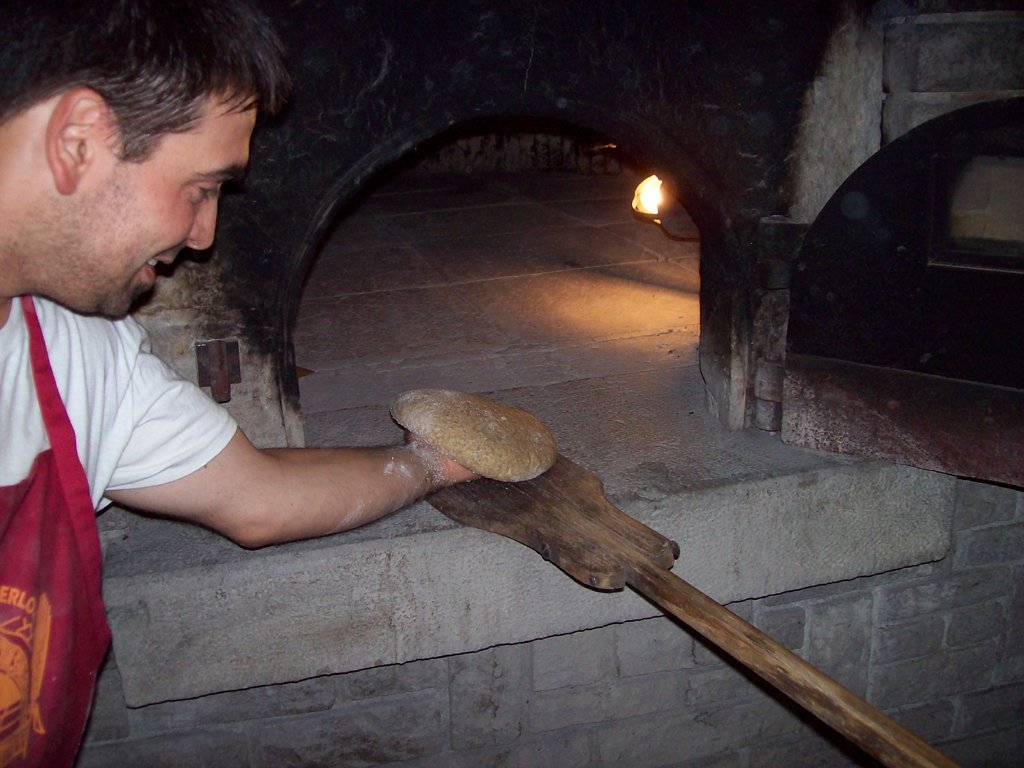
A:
[783,98,1024,487]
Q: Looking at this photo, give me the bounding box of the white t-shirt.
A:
[0,296,238,510]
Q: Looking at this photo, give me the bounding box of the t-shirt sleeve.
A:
[104,346,238,492]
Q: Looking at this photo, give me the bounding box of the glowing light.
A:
[632,175,663,217]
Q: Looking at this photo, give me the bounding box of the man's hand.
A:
[403,432,480,487]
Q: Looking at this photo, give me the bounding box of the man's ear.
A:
[45,89,115,195]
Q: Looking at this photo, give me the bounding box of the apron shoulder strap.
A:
[20,296,101,568]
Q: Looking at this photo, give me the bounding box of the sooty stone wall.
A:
[79,479,1024,767]
[202,0,841,437]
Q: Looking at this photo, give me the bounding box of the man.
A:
[0,2,474,765]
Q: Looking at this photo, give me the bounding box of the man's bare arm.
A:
[106,429,476,548]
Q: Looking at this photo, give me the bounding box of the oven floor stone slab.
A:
[100,367,955,706]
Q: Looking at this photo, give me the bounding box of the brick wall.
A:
[78,478,1023,767]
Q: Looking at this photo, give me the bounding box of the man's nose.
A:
[187,199,219,251]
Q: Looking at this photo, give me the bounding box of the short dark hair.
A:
[1,0,291,161]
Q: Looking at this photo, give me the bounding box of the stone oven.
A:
[82,2,1023,766]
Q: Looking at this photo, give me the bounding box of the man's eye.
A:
[192,187,220,204]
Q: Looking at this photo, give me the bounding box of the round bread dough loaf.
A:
[390,389,557,481]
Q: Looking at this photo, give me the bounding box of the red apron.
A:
[0,296,111,767]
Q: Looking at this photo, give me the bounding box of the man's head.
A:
[1,0,290,161]
[0,0,291,319]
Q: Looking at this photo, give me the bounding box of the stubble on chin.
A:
[89,274,154,318]
[52,265,154,319]
[91,291,141,319]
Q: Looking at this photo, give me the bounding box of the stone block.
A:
[253,691,447,768]
[128,676,336,735]
[754,605,806,651]
[615,616,697,677]
[874,615,945,664]
[882,91,1022,143]
[595,696,804,768]
[104,522,660,705]
[528,683,608,732]
[959,682,1024,736]
[339,657,448,702]
[449,643,530,750]
[695,695,809,746]
[762,578,870,608]
[643,464,954,613]
[942,722,1024,767]
[887,699,956,743]
[884,12,1024,93]
[954,523,1024,568]
[946,600,1005,649]
[82,657,130,744]
[532,625,616,691]
[749,732,868,768]
[953,480,1021,530]
[999,653,1024,686]
[691,635,732,670]
[1005,567,1024,655]
[806,594,873,697]
[875,566,1011,622]
[668,753,746,768]
[606,670,688,720]
[77,729,250,768]
[400,730,592,768]
[592,709,726,768]
[685,665,763,708]
[871,642,999,709]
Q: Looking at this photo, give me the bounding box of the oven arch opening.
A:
[290,118,705,470]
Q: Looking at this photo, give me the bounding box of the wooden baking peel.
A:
[428,453,958,768]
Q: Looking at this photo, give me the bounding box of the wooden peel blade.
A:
[428,454,959,768]
[431,455,676,590]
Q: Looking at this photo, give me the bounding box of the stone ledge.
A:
[883,91,1024,142]
[103,460,954,706]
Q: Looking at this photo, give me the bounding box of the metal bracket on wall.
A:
[196,339,242,404]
